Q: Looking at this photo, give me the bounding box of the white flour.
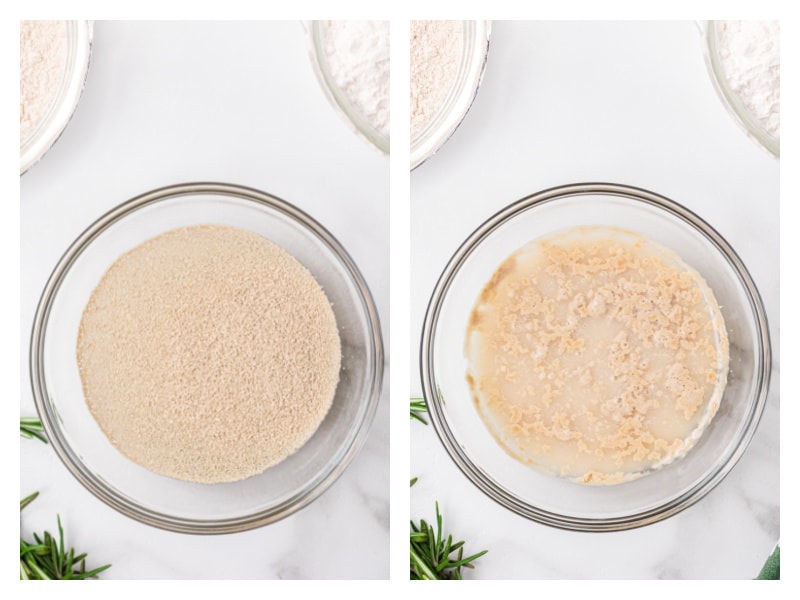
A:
[717,20,780,138]
[410,20,463,138]
[20,20,67,142]
[322,20,390,138]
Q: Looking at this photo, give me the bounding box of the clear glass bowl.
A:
[703,20,779,158]
[420,183,771,531]
[307,20,390,155]
[20,20,93,175]
[30,182,384,534]
[410,20,491,171]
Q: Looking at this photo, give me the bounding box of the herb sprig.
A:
[410,397,428,425]
[19,491,111,580]
[20,417,47,443]
[410,501,488,580]
[410,398,487,579]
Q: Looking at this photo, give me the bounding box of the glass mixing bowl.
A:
[20,20,93,175]
[420,182,771,531]
[307,20,390,155]
[410,20,491,170]
[702,20,779,158]
[30,182,384,534]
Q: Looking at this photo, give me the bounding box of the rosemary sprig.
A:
[21,491,40,511]
[20,417,47,444]
[410,397,428,425]
[410,501,488,580]
[20,492,111,580]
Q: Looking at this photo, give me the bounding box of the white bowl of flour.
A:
[703,20,779,158]
[410,20,491,170]
[20,20,93,174]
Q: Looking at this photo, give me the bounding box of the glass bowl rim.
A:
[419,181,771,532]
[30,181,385,534]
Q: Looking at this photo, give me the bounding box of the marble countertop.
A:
[20,21,389,580]
[410,20,779,579]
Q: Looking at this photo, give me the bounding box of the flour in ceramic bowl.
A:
[321,20,390,138]
[717,20,780,138]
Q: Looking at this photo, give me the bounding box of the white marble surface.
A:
[20,21,388,579]
[410,21,779,579]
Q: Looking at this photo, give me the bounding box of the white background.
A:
[410,20,780,579]
[19,21,389,580]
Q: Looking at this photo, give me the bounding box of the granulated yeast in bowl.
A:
[76,225,341,484]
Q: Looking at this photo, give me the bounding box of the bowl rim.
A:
[702,20,779,159]
[419,181,771,532]
[30,181,384,534]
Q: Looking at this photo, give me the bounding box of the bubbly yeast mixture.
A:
[465,227,729,484]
